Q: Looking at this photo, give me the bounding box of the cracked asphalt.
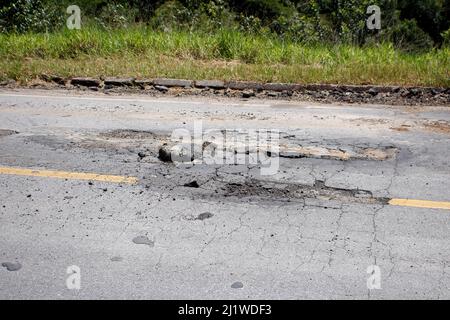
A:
[0,89,449,299]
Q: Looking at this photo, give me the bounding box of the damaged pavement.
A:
[0,89,449,299]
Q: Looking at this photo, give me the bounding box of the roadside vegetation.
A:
[0,0,449,87]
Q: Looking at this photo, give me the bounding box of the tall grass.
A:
[0,26,449,87]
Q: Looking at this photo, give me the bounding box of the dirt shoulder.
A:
[1,76,449,106]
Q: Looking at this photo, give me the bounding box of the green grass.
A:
[0,26,449,87]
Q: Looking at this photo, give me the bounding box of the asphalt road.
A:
[0,89,449,299]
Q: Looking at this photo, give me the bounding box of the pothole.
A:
[154,130,398,164]
[220,179,388,205]
[157,141,398,163]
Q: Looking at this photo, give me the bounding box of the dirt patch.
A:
[360,147,397,161]
[100,129,164,140]
[423,121,450,134]
[390,125,411,132]
[279,145,351,160]
[0,129,18,137]
[74,138,127,152]
[350,118,390,126]
[278,144,397,161]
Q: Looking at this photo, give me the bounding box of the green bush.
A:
[196,0,236,31]
[150,0,236,33]
[398,0,449,44]
[94,3,137,29]
[0,0,448,52]
[390,19,434,53]
[228,0,289,23]
[0,0,61,33]
[150,0,192,31]
[238,13,265,34]
[442,28,450,47]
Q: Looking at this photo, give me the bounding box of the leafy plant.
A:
[441,27,450,47]
[390,19,434,53]
[0,0,61,33]
[94,3,137,29]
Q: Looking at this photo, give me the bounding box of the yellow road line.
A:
[389,198,450,210]
[0,166,449,210]
[0,166,138,184]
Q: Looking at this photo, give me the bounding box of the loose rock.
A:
[242,90,255,98]
[132,236,154,247]
[71,77,101,87]
[155,85,169,92]
[138,152,147,159]
[197,212,214,220]
[184,181,200,188]
[231,281,243,289]
[158,144,172,162]
[2,262,22,271]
